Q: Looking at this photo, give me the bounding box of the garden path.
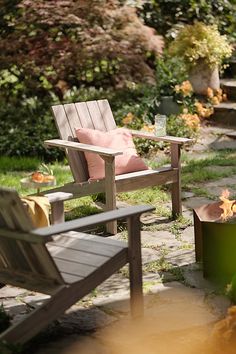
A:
[2,123,236,353]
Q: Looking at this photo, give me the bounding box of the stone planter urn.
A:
[189,61,220,95]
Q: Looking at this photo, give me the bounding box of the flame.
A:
[219,189,236,221]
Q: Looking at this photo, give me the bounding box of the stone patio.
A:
[2,125,236,353]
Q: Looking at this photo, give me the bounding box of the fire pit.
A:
[194,190,236,284]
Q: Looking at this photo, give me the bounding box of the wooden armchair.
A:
[0,187,153,345]
[44,99,191,233]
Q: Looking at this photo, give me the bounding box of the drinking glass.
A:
[155,114,167,136]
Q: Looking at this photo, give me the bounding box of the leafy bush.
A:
[167,114,198,139]
[0,98,63,161]
[155,53,188,97]
[169,22,232,70]
[140,0,236,39]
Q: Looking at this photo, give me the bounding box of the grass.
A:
[1,149,236,221]
[0,156,39,172]
[118,187,171,217]
[169,215,192,239]
[143,257,171,273]
[182,149,236,186]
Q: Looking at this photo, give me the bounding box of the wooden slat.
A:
[0,189,33,231]
[54,246,127,284]
[0,228,52,243]
[53,258,96,278]
[0,208,15,229]
[44,139,122,156]
[48,244,109,267]
[31,243,64,283]
[0,269,64,295]
[97,99,116,130]
[42,179,106,199]
[45,192,73,203]
[48,232,126,257]
[63,103,82,135]
[0,238,63,284]
[130,130,192,144]
[115,168,177,193]
[75,102,95,129]
[59,231,127,247]
[86,101,107,131]
[51,105,88,182]
[0,239,31,271]
[0,188,64,285]
[51,105,73,140]
[16,241,45,273]
[60,273,83,284]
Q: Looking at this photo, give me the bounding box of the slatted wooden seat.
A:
[0,187,153,345]
[44,99,192,233]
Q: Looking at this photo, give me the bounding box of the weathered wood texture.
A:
[0,187,154,345]
[45,99,191,232]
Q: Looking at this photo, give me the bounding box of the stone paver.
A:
[32,282,221,354]
[183,196,214,209]
[0,286,27,299]
[203,177,236,198]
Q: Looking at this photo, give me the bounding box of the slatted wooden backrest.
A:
[0,188,64,293]
[51,99,117,183]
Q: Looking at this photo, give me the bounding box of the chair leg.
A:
[50,201,65,224]
[171,181,182,218]
[104,156,117,234]
[170,143,182,218]
[127,215,144,317]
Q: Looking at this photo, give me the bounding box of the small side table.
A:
[20,177,56,195]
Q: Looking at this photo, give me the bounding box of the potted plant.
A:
[155,54,186,115]
[169,22,232,94]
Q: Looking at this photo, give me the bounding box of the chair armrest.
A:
[129,129,193,145]
[44,139,123,157]
[31,205,155,238]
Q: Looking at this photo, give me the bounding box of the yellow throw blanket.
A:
[21,196,50,227]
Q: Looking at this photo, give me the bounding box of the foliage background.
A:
[0,0,236,159]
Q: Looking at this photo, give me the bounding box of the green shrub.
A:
[140,0,236,39]
[155,53,188,97]
[0,98,63,161]
[167,114,198,139]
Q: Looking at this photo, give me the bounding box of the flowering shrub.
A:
[122,112,135,125]
[169,22,232,70]
[174,80,193,97]
[120,79,229,144]
[174,80,227,120]
[178,113,200,132]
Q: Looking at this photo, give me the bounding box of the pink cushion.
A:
[75,127,148,180]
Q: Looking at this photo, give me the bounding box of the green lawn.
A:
[1,149,236,221]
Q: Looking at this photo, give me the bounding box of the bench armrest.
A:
[129,130,193,145]
[44,139,123,157]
